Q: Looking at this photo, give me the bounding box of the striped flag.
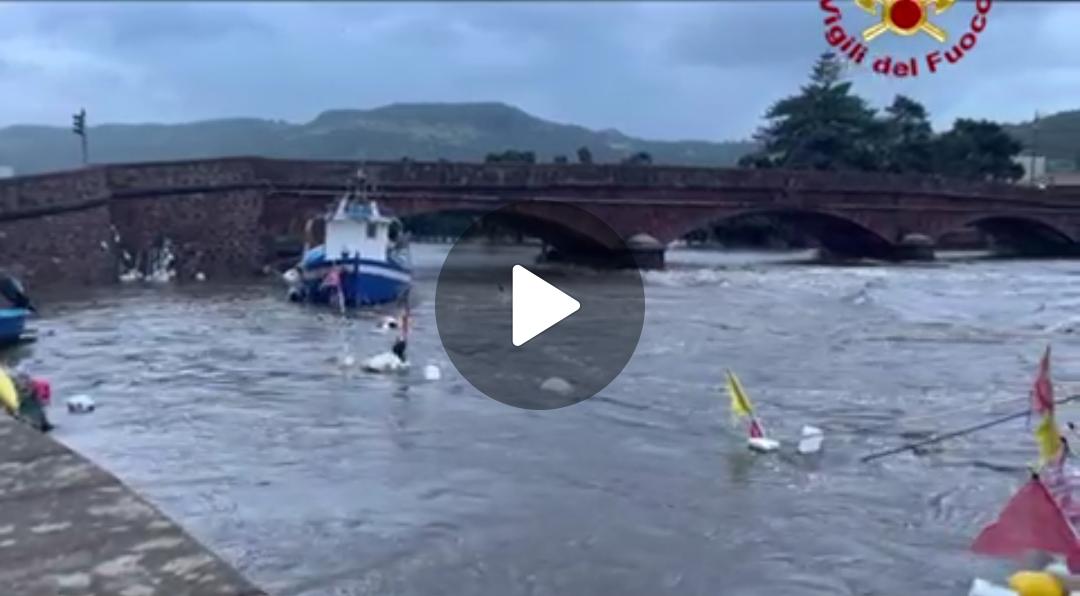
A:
[1032,345,1054,415]
[1030,346,1063,467]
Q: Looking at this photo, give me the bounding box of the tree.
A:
[881,95,934,174]
[737,153,774,168]
[577,146,593,164]
[621,151,652,165]
[553,155,569,164]
[932,119,1024,182]
[743,52,883,171]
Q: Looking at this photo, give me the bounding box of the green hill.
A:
[0,102,755,175]
[1005,110,1080,170]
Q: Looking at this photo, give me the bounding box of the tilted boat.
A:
[0,309,29,347]
[0,274,35,347]
[283,170,411,307]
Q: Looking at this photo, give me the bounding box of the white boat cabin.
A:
[324,200,396,263]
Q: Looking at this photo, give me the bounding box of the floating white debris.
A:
[372,316,400,334]
[147,269,175,284]
[99,241,109,251]
[422,364,441,381]
[797,425,824,454]
[66,395,95,414]
[540,377,573,395]
[1045,561,1070,576]
[967,578,1018,596]
[747,437,780,453]
[362,352,409,374]
[119,270,142,283]
[282,268,301,285]
[195,272,206,282]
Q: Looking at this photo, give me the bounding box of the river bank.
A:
[0,415,264,596]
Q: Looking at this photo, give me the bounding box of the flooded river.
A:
[14,246,1080,595]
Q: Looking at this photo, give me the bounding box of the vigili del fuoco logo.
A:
[820,0,992,77]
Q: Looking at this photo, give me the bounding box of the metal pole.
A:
[860,394,1080,463]
[1030,111,1039,186]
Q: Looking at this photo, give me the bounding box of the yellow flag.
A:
[0,368,19,413]
[1034,413,1063,467]
[726,370,754,419]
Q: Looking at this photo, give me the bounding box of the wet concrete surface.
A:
[0,415,265,596]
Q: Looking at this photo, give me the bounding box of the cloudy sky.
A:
[0,1,1075,141]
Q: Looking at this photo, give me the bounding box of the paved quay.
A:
[0,415,266,596]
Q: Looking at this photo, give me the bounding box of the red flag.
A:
[321,268,341,289]
[972,477,1080,564]
[749,419,764,439]
[1032,346,1054,416]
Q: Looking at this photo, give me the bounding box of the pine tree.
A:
[747,52,883,171]
[881,95,934,174]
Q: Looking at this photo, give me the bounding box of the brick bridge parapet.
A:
[1,157,1078,287]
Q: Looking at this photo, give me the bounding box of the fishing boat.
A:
[282,170,411,308]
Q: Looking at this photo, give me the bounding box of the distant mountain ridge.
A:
[0,102,756,175]
[1005,110,1080,171]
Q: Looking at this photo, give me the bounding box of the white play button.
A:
[512,265,581,347]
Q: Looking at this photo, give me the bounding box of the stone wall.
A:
[0,168,116,287]
[109,189,266,281]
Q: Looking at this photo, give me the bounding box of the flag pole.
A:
[861,395,1080,463]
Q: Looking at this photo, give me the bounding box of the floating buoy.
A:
[372,316,400,334]
[282,269,301,285]
[29,378,51,407]
[968,578,1019,596]
[362,352,409,374]
[195,272,206,282]
[340,354,357,368]
[423,364,441,381]
[66,395,95,414]
[540,377,573,395]
[747,437,781,453]
[797,425,824,454]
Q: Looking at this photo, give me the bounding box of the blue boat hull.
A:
[0,309,28,345]
[289,258,411,307]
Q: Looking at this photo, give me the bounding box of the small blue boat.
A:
[283,170,411,308]
[0,308,28,346]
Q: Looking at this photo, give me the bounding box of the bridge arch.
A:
[397,202,625,257]
[945,214,1077,257]
[675,208,897,260]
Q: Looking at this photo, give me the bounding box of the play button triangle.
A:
[512,265,581,347]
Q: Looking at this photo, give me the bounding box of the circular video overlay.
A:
[435,201,646,410]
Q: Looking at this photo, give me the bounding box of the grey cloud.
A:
[0,1,1077,141]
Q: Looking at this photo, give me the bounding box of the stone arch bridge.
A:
[1,157,1079,285]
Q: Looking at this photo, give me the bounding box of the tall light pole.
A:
[1030,111,1040,186]
[72,108,88,166]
